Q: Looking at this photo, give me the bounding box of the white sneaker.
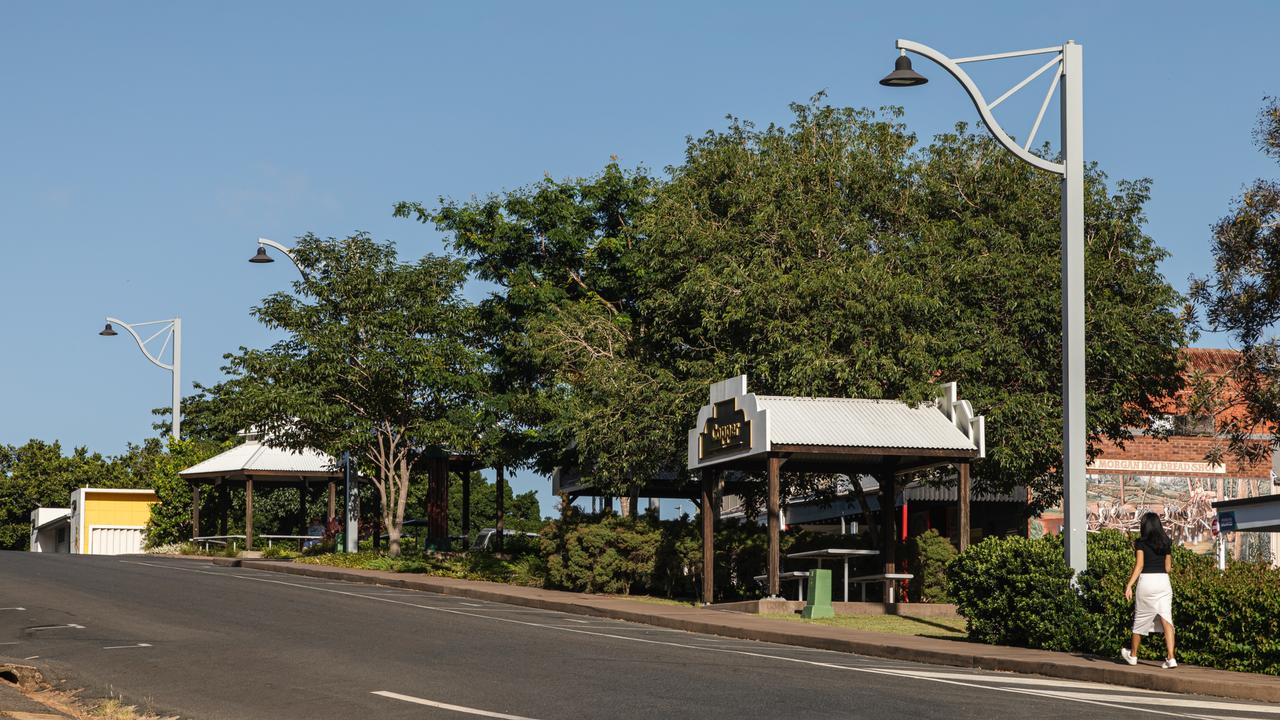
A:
[1120,648,1137,665]
[1163,658,1178,669]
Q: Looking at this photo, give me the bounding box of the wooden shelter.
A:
[688,376,985,603]
[179,429,348,550]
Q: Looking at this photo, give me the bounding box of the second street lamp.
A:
[100,316,183,441]
[881,38,1088,574]
[248,236,356,552]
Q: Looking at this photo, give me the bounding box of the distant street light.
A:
[882,38,1087,573]
[99,316,182,440]
[249,237,307,279]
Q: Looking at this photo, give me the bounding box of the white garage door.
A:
[88,526,145,555]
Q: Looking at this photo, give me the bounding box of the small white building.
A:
[30,507,71,553]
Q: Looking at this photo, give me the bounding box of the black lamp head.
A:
[880,54,928,87]
[99,323,118,337]
[249,246,275,264]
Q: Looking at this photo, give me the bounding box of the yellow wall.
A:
[82,491,157,553]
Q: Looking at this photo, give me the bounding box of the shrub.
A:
[908,529,957,603]
[950,529,1280,674]
[260,544,300,560]
[947,534,1083,651]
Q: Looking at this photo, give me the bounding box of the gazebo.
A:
[688,376,985,603]
[179,429,347,550]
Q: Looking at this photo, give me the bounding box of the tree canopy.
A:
[1190,97,1280,463]
[208,233,486,556]
[405,97,1186,508]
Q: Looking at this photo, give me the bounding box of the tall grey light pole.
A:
[251,237,358,552]
[99,317,182,440]
[882,39,1087,573]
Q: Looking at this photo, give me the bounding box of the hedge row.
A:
[538,511,957,602]
[948,530,1280,674]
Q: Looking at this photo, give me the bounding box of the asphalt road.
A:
[2,552,1277,720]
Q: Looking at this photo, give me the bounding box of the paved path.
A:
[3,552,1279,720]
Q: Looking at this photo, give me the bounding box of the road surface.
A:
[1,552,1275,720]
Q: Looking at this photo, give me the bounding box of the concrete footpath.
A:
[229,558,1280,704]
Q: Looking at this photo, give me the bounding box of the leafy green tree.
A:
[138,437,232,546]
[403,98,1184,509]
[212,233,486,557]
[1189,98,1280,465]
[0,439,130,549]
[396,163,657,484]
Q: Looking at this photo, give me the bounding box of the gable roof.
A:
[756,396,978,451]
[179,437,337,479]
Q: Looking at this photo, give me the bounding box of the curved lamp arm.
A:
[105,316,176,371]
[897,39,1065,176]
[257,237,309,281]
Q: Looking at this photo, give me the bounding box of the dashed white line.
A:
[0,606,26,611]
[103,643,153,650]
[373,691,543,719]
[28,623,84,631]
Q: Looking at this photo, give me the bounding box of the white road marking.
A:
[103,643,153,650]
[373,691,543,719]
[0,607,26,611]
[459,602,485,607]
[28,623,84,631]
[22,655,38,660]
[889,669,1182,694]
[123,561,1279,718]
[0,641,20,645]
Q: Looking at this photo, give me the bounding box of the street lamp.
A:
[248,237,355,551]
[882,39,1087,574]
[99,316,182,440]
[249,237,307,279]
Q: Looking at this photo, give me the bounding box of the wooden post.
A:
[495,465,506,551]
[326,480,336,527]
[958,461,971,551]
[218,481,229,536]
[245,477,254,551]
[298,481,309,536]
[427,456,450,548]
[190,483,201,540]
[879,470,896,604]
[701,468,717,605]
[461,470,471,544]
[767,454,783,598]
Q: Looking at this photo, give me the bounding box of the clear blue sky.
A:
[2,1,1275,514]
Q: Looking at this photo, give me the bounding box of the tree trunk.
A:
[850,473,878,547]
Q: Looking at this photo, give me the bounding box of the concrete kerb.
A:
[234,560,1280,704]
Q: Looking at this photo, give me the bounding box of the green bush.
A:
[260,544,300,560]
[908,529,957,603]
[947,534,1083,651]
[950,529,1280,674]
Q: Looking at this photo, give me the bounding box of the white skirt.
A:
[1132,573,1173,636]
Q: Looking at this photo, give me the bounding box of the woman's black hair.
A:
[1139,511,1172,553]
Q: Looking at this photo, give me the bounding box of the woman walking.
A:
[1122,512,1176,668]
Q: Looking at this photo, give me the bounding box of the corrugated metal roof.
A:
[179,440,336,477]
[903,483,1027,503]
[756,396,977,451]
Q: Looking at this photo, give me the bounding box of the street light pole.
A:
[882,39,1088,574]
[99,316,182,440]
[251,237,358,552]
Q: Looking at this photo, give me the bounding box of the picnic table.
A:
[785,548,879,602]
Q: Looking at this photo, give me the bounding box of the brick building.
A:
[1036,349,1278,563]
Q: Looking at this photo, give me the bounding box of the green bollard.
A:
[801,568,835,619]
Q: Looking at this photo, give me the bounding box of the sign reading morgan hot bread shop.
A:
[699,399,752,460]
